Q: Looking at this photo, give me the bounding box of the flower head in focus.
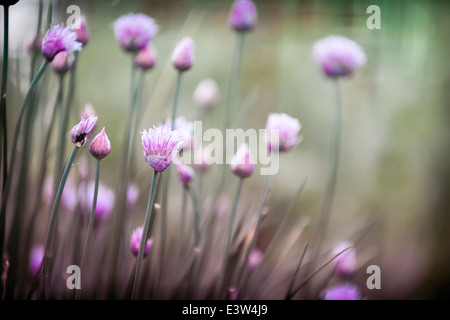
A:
[313,35,366,78]
[141,126,184,172]
[130,226,153,258]
[228,0,257,32]
[266,113,302,152]
[41,24,82,61]
[70,115,98,147]
[89,127,111,160]
[114,13,159,53]
[171,37,194,72]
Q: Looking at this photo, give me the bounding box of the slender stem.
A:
[216,178,243,297]
[54,75,65,191]
[171,72,182,129]
[1,5,9,194]
[40,146,79,299]
[76,160,101,300]
[63,51,79,150]
[29,0,43,83]
[186,185,201,298]
[307,79,342,297]
[285,243,309,300]
[131,170,158,300]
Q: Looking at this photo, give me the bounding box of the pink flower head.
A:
[322,283,361,300]
[130,226,153,258]
[248,248,263,270]
[266,113,302,152]
[51,51,74,75]
[70,115,98,147]
[193,78,220,109]
[114,13,159,53]
[333,241,357,278]
[73,15,89,46]
[313,35,366,78]
[81,181,115,219]
[41,24,82,61]
[230,143,254,179]
[29,245,44,276]
[89,127,111,160]
[163,117,193,149]
[228,0,257,32]
[171,37,194,72]
[176,163,195,187]
[141,126,184,172]
[134,44,157,71]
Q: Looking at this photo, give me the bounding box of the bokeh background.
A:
[3,0,450,299]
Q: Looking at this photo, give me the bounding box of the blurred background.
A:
[3,0,450,299]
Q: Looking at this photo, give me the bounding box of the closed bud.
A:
[230,143,254,179]
[89,127,111,160]
[134,44,157,71]
[51,51,74,75]
[171,37,194,72]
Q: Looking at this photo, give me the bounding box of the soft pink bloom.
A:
[81,103,97,120]
[313,35,366,78]
[73,15,89,46]
[126,184,140,212]
[230,143,254,179]
[89,127,111,160]
[193,78,220,109]
[51,51,74,74]
[322,283,361,300]
[113,13,159,53]
[171,37,194,72]
[70,115,98,147]
[228,0,257,32]
[176,163,195,187]
[141,126,184,172]
[130,226,153,257]
[248,248,263,270]
[266,113,302,152]
[41,24,82,61]
[163,117,193,149]
[29,245,44,276]
[43,176,79,211]
[134,44,157,70]
[80,181,115,220]
[333,241,358,278]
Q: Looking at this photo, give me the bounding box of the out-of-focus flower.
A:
[41,24,82,61]
[29,245,44,276]
[176,163,195,187]
[73,15,89,46]
[43,176,78,211]
[51,51,74,75]
[134,44,157,71]
[248,248,263,271]
[266,113,302,153]
[126,184,140,212]
[228,0,257,32]
[81,103,97,120]
[230,143,254,179]
[141,126,184,172]
[163,117,193,149]
[332,241,358,278]
[113,13,159,53]
[193,78,220,110]
[80,181,115,220]
[322,283,361,300]
[312,35,366,78]
[70,115,98,147]
[130,226,153,258]
[171,37,194,72]
[27,36,42,54]
[194,147,212,172]
[89,127,111,160]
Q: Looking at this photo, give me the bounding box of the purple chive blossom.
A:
[171,37,195,72]
[266,113,303,152]
[70,115,98,147]
[80,181,115,220]
[313,35,367,78]
[176,163,195,187]
[333,241,358,278]
[230,143,254,179]
[51,51,74,75]
[130,226,154,257]
[73,15,89,46]
[141,126,184,172]
[41,24,82,61]
[29,245,44,276]
[134,44,157,70]
[163,117,194,149]
[113,13,159,53]
[228,0,257,32]
[193,78,220,110]
[89,127,111,160]
[322,283,362,300]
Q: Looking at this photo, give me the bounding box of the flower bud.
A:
[230,143,254,179]
[51,51,74,75]
[70,115,98,147]
[193,78,220,109]
[73,16,89,46]
[134,44,157,71]
[176,163,195,187]
[171,37,194,72]
[228,0,257,32]
[89,127,111,160]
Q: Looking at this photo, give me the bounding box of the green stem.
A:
[285,243,309,300]
[54,75,65,190]
[171,72,182,129]
[186,185,201,298]
[131,170,158,300]
[216,178,243,297]
[76,160,101,300]
[30,0,43,83]
[40,146,79,299]
[1,5,9,194]
[307,79,342,298]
